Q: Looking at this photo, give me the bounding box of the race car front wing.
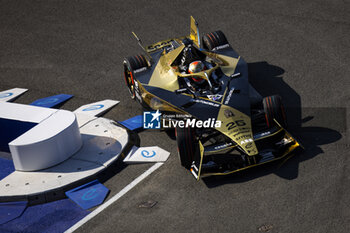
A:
[190,122,303,180]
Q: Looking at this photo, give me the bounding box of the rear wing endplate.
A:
[189,16,200,48]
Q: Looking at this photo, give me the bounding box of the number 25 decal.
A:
[226,120,246,130]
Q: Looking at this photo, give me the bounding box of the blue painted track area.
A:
[0,156,88,232]
[0,157,97,232]
[0,199,88,233]
[0,158,14,180]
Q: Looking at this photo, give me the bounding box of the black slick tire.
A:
[263,95,287,128]
[202,30,228,51]
[175,127,198,169]
[123,54,148,100]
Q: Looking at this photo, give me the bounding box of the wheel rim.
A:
[124,66,135,99]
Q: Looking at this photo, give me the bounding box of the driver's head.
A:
[188,61,206,84]
[188,61,205,73]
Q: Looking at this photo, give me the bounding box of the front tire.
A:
[123,54,148,100]
[175,127,198,169]
[263,95,287,128]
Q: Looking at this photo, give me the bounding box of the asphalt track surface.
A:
[0,1,349,232]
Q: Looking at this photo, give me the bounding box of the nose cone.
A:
[216,105,258,156]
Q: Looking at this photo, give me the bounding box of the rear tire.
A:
[123,54,148,100]
[202,30,228,51]
[263,95,287,128]
[175,127,198,169]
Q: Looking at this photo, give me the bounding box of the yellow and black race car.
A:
[123,17,302,179]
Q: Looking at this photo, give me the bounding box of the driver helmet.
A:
[188,61,206,83]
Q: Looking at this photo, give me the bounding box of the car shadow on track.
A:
[201,61,343,187]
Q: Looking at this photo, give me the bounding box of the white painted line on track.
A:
[65,162,163,233]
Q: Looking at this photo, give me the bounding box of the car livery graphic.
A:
[122,16,303,179]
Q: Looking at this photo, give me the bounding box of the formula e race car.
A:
[122,17,302,179]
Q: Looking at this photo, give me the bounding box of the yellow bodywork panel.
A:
[147,45,185,92]
[139,82,185,113]
[189,16,200,47]
[217,54,240,77]
[216,105,258,156]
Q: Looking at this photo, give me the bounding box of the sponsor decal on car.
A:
[224,88,235,105]
[146,39,173,52]
[253,131,271,139]
[192,99,220,107]
[212,44,230,51]
[240,138,253,145]
[134,67,147,74]
[207,94,223,101]
[214,142,233,150]
[224,109,234,118]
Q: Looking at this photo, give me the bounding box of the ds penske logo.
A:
[143,111,222,129]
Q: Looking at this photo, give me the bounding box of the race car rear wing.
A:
[189,16,200,48]
[134,16,200,56]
